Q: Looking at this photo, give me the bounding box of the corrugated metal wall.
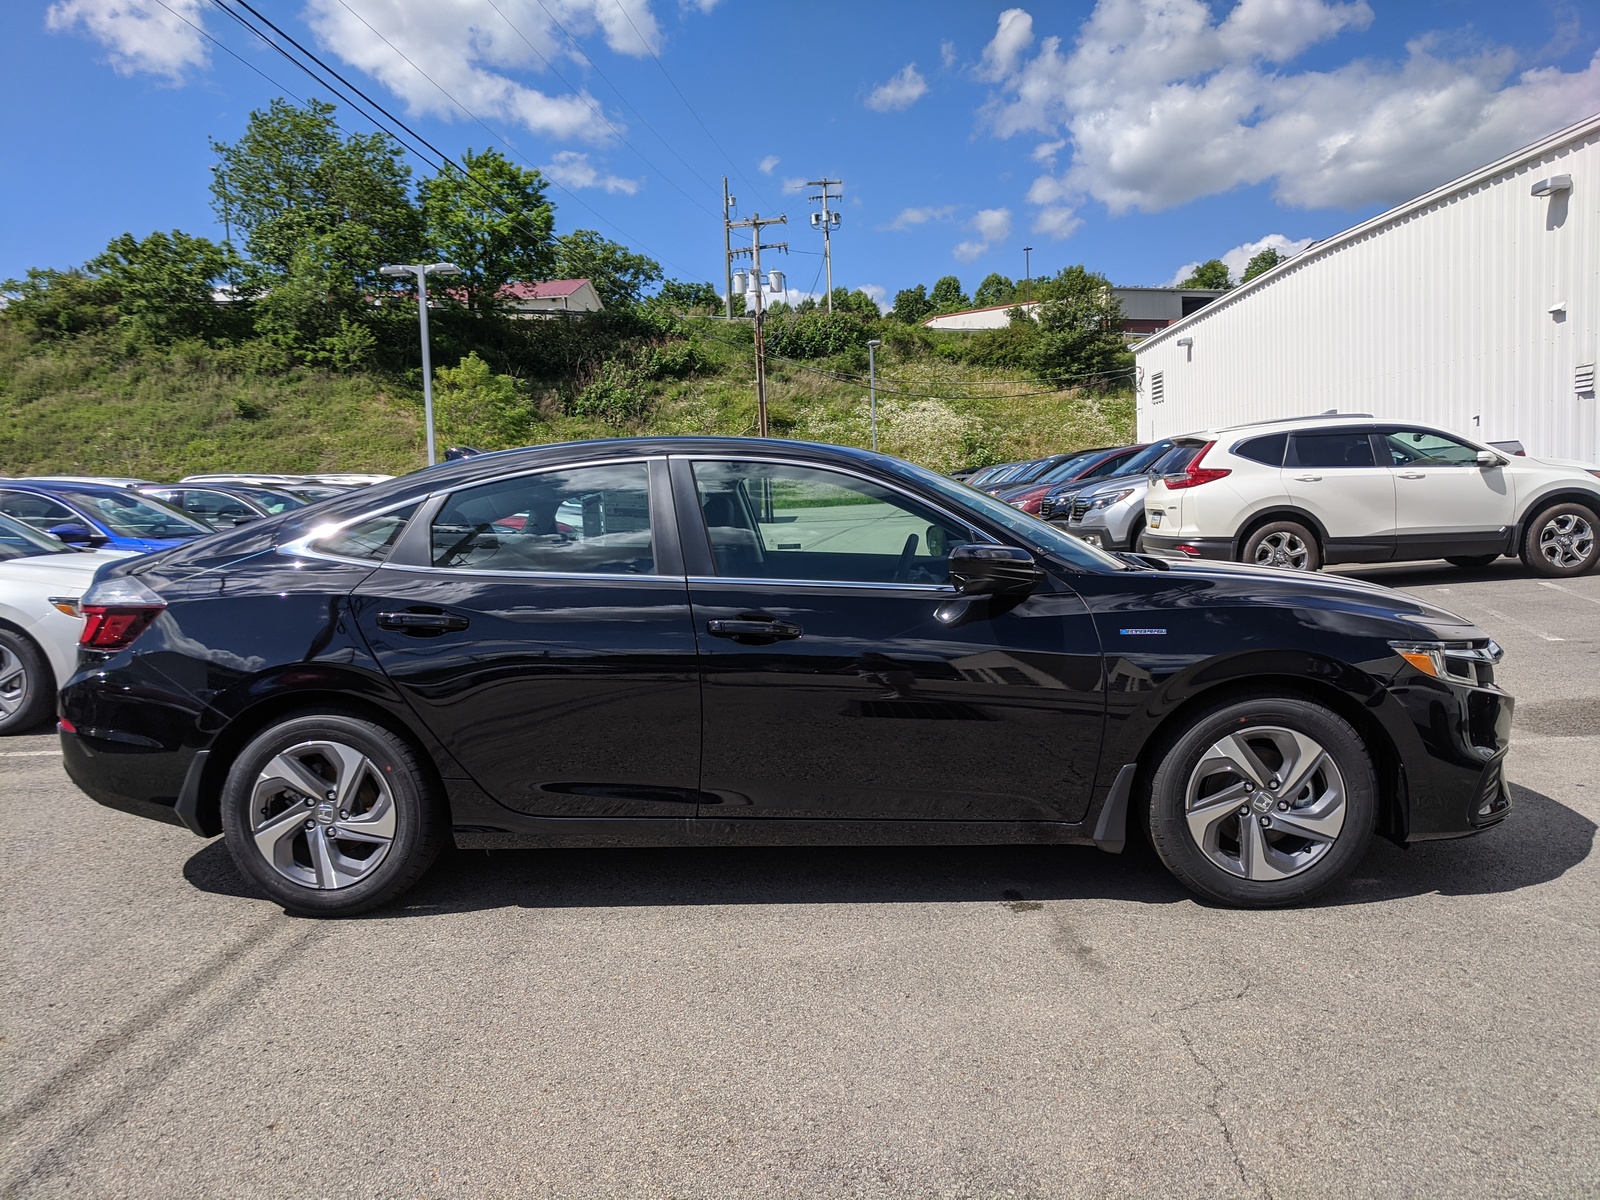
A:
[1134,125,1600,466]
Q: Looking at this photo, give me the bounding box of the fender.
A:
[1232,504,1333,556]
[1513,485,1600,542]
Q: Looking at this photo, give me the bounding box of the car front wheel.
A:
[1522,502,1598,577]
[1145,693,1377,907]
[220,713,445,917]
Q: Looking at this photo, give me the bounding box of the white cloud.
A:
[758,154,780,174]
[46,0,209,80]
[953,207,1011,261]
[879,204,958,232]
[1032,206,1082,239]
[1030,138,1066,166]
[781,177,809,194]
[940,40,957,69]
[858,284,887,304]
[1163,233,1315,286]
[979,0,1600,214]
[541,150,641,194]
[977,8,1033,81]
[866,63,928,112]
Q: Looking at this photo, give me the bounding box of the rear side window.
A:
[311,505,417,562]
[1232,433,1287,467]
[1287,432,1375,469]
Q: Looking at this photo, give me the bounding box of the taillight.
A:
[78,576,166,650]
[1163,441,1231,490]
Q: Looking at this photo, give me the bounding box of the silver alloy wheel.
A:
[1184,725,1347,881]
[1253,531,1311,570]
[249,740,397,889]
[0,645,25,719]
[1538,512,1595,570]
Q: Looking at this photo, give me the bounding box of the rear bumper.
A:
[1141,533,1233,561]
[61,724,194,829]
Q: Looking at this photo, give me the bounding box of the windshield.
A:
[1110,441,1174,476]
[234,486,306,514]
[58,490,209,539]
[1032,453,1100,484]
[881,458,1129,572]
[0,512,75,561]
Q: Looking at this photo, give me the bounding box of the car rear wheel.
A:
[0,629,53,735]
[1241,521,1321,571]
[220,713,446,917]
[1521,503,1598,577]
[1445,554,1501,569]
[1145,693,1376,907]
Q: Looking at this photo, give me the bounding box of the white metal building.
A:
[1134,113,1600,465]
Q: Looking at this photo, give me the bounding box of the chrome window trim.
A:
[689,575,954,594]
[375,562,679,582]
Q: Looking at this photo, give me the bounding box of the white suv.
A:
[1143,416,1600,576]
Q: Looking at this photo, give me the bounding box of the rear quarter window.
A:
[1232,433,1287,467]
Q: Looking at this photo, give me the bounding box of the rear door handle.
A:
[707,618,802,642]
[377,609,470,632]
[1294,474,1322,482]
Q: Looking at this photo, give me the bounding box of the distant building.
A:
[1133,112,1600,462]
[918,287,1225,337]
[496,278,604,316]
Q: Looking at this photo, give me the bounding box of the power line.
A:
[607,0,773,212]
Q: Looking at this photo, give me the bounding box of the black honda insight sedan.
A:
[60,437,1513,915]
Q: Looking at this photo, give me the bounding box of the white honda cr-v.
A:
[1143,415,1600,576]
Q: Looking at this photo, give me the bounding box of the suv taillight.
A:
[1162,441,1231,490]
[78,576,166,650]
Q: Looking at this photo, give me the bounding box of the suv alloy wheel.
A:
[1522,502,1599,577]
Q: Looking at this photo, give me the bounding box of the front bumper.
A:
[1141,533,1233,561]
[1382,673,1514,840]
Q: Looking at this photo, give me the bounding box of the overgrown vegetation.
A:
[1,97,1136,479]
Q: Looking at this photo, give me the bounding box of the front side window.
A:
[165,489,256,528]
[692,460,971,585]
[1381,429,1482,467]
[0,491,77,532]
[1287,431,1376,469]
[0,512,73,561]
[430,463,654,574]
[311,504,418,562]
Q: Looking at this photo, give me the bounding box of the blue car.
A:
[0,481,211,553]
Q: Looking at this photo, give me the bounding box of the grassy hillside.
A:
[0,319,1136,480]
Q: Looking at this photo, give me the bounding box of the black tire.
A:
[1520,502,1599,577]
[1445,554,1500,569]
[1240,520,1321,571]
[1145,693,1377,908]
[1126,517,1146,553]
[0,628,54,735]
[220,712,445,917]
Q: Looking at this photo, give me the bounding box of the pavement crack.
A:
[1178,1028,1270,1199]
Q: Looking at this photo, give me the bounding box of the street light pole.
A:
[866,338,881,452]
[1023,246,1033,303]
[381,261,462,466]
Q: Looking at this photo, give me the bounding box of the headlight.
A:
[1390,639,1503,687]
[1089,488,1137,510]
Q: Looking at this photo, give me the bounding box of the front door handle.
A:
[1398,471,1425,479]
[377,609,470,633]
[1294,474,1323,482]
[706,618,802,643]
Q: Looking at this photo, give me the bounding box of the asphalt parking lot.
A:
[3,560,1597,1199]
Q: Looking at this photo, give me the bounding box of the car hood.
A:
[1155,558,1480,635]
[1069,473,1152,501]
[1526,455,1600,473]
[0,548,135,587]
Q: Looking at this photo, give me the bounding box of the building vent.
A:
[1578,363,1596,397]
[1151,371,1164,404]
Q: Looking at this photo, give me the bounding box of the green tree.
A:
[1177,258,1233,290]
[1240,247,1282,283]
[1029,264,1131,386]
[0,268,116,338]
[210,98,423,357]
[653,279,721,312]
[550,229,662,308]
[420,148,554,314]
[973,272,1016,307]
[830,286,881,318]
[930,274,970,312]
[89,229,238,341]
[890,284,931,324]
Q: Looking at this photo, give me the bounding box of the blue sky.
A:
[4,0,1599,305]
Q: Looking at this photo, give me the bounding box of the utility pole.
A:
[722,177,735,320]
[806,178,843,312]
[729,214,788,436]
[1023,246,1033,303]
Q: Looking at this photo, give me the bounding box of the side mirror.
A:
[46,522,100,545]
[227,512,263,525]
[948,543,1042,596]
[1476,450,1504,468]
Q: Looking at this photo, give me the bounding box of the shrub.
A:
[763,310,869,359]
[568,360,651,426]
[435,351,537,447]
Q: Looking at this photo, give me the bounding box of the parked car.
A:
[24,475,153,488]
[1034,440,1180,521]
[139,483,306,530]
[180,472,392,489]
[63,436,1513,916]
[962,461,1023,489]
[0,513,133,734]
[976,453,1098,495]
[1059,444,1202,551]
[0,481,212,553]
[1143,416,1600,576]
[994,445,1148,514]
